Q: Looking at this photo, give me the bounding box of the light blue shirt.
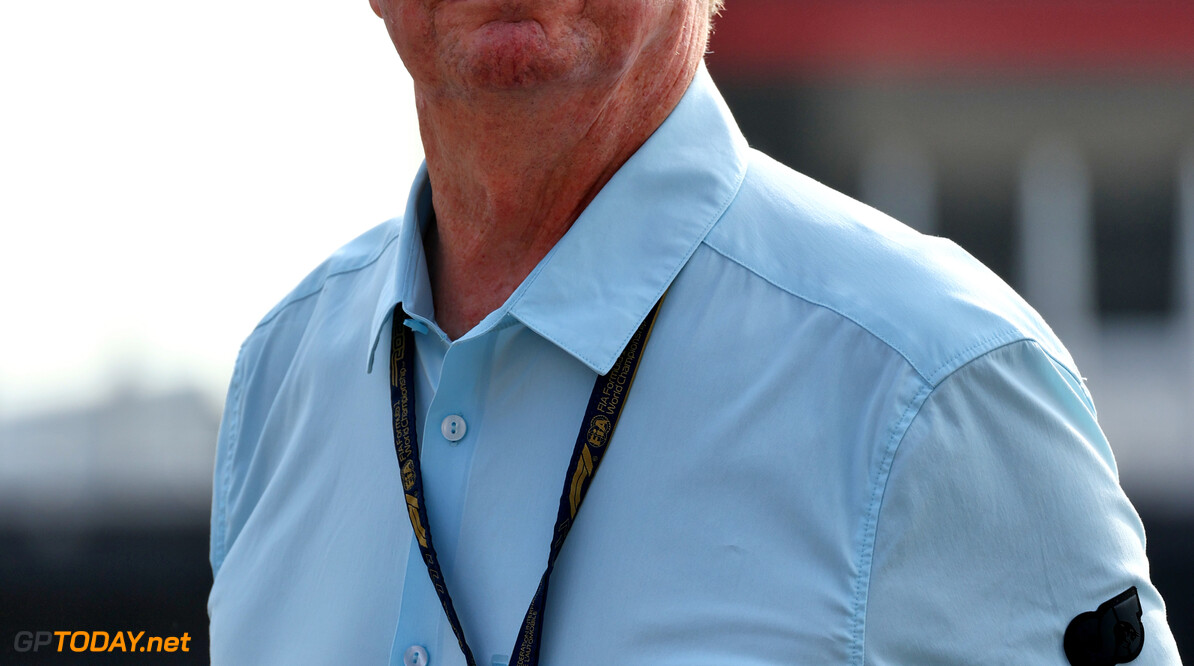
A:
[209,64,1180,665]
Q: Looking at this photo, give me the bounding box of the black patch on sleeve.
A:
[1064,586,1145,666]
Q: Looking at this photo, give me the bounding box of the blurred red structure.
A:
[710,0,1194,78]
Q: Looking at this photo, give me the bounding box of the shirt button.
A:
[441,414,466,443]
[404,645,429,666]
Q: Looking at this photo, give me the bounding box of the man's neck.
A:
[417,39,704,339]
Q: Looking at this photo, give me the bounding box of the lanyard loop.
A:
[389,298,664,666]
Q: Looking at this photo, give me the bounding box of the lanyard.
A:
[389,298,664,666]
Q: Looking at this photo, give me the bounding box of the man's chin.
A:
[459,20,579,90]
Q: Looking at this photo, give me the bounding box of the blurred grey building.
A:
[0,387,217,528]
[0,388,217,663]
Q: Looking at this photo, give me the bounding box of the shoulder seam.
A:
[699,237,1058,387]
[848,375,932,663]
[251,225,401,334]
[929,337,1086,394]
[701,238,928,380]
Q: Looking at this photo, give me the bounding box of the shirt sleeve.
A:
[863,339,1182,664]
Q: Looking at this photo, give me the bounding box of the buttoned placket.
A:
[387,306,600,666]
[390,316,496,666]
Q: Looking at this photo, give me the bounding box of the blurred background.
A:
[1,0,1190,661]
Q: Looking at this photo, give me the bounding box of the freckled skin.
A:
[367,0,710,338]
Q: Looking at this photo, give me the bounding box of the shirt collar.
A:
[368,62,749,374]
[366,167,436,373]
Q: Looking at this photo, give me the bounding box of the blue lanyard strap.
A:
[388,298,665,666]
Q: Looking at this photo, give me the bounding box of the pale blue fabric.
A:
[209,64,1180,665]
